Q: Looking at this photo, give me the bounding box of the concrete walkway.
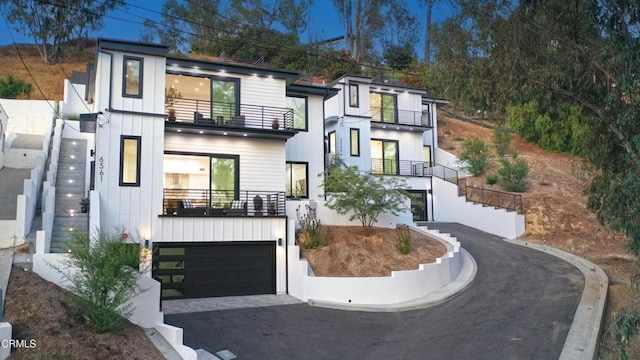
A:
[9,134,44,150]
[165,223,599,360]
[0,168,31,220]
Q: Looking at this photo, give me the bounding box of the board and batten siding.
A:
[95,113,166,238]
[104,51,167,114]
[286,94,325,200]
[164,133,286,192]
[370,129,426,162]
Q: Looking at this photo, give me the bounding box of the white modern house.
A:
[323,75,447,222]
[35,38,523,308]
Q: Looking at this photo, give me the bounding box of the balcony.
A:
[371,107,432,130]
[165,98,296,140]
[162,189,286,217]
[371,159,434,177]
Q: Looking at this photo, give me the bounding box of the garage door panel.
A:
[154,241,275,300]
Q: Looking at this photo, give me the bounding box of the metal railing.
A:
[430,164,459,184]
[371,159,434,176]
[458,180,524,214]
[371,107,431,127]
[162,189,286,217]
[166,98,295,131]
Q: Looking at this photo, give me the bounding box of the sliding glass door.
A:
[371,139,398,175]
[211,77,239,121]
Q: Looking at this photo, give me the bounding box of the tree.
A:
[323,166,409,234]
[332,0,418,63]
[2,0,124,63]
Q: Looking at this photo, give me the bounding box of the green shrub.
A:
[493,127,512,156]
[396,225,412,255]
[0,75,33,98]
[486,173,498,185]
[296,205,327,249]
[458,137,490,176]
[497,158,530,192]
[54,228,145,333]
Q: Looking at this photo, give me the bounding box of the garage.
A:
[152,241,276,300]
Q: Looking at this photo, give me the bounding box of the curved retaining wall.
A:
[287,226,463,305]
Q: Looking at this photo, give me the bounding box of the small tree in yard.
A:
[53,228,144,333]
[458,137,490,176]
[323,166,409,235]
[497,158,530,192]
[0,75,32,98]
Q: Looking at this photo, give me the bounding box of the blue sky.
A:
[1,0,456,58]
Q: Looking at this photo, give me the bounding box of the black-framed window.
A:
[370,92,397,123]
[349,83,359,107]
[371,138,399,175]
[287,96,308,130]
[423,145,432,166]
[350,128,360,156]
[123,56,143,98]
[163,151,240,204]
[120,135,141,186]
[211,76,240,120]
[286,162,308,199]
[328,131,336,155]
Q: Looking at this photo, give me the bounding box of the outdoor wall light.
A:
[278,238,283,246]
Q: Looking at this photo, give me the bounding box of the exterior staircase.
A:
[50,139,88,253]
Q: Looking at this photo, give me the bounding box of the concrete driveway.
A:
[165,223,584,360]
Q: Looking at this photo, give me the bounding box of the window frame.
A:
[349,83,359,107]
[369,91,398,123]
[350,128,360,157]
[285,162,309,199]
[119,135,141,186]
[210,75,241,119]
[328,131,336,155]
[371,138,399,175]
[286,95,308,131]
[122,56,144,98]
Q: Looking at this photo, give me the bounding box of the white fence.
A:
[14,118,56,243]
[36,120,64,254]
[288,223,464,305]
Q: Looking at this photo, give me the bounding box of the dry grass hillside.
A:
[0,43,95,100]
[438,112,640,358]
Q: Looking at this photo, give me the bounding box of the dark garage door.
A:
[153,241,276,300]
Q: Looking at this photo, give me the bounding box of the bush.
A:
[458,137,490,176]
[296,205,327,249]
[486,173,498,185]
[396,225,412,254]
[0,75,33,98]
[493,127,512,156]
[54,228,145,333]
[497,158,530,192]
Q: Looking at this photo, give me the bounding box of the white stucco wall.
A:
[288,225,463,305]
[432,177,525,239]
[33,253,162,328]
[0,99,55,136]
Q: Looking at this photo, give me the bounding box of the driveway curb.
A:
[504,239,608,360]
[308,248,477,312]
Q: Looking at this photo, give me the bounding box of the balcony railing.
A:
[458,180,524,214]
[166,98,295,131]
[371,159,434,176]
[371,107,431,127]
[162,189,286,217]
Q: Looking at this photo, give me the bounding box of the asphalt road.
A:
[165,223,584,360]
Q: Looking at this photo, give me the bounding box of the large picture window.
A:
[286,162,308,198]
[120,136,141,186]
[370,92,397,123]
[287,96,307,130]
[211,77,240,120]
[371,139,399,175]
[123,56,143,98]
